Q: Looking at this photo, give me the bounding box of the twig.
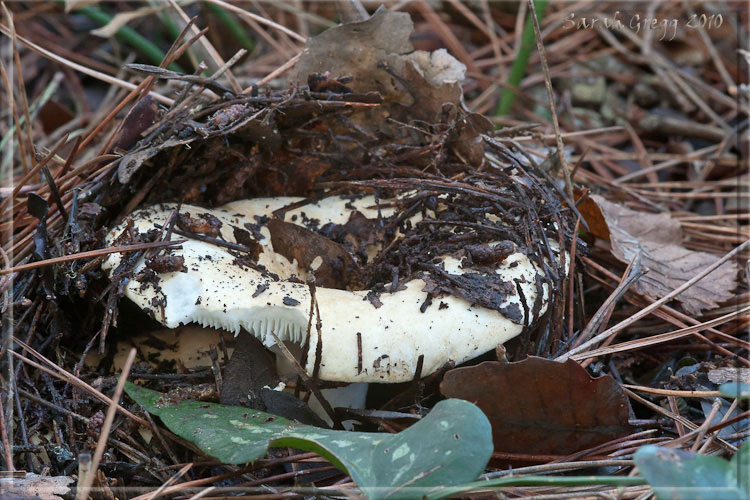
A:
[527,0,573,202]
[623,386,724,398]
[0,133,69,215]
[250,51,302,91]
[144,463,194,500]
[638,113,727,143]
[269,331,339,428]
[697,398,739,454]
[166,0,241,93]
[482,459,633,480]
[185,486,216,500]
[571,253,644,349]
[0,239,186,275]
[624,389,698,433]
[690,398,721,453]
[581,256,750,351]
[17,388,89,423]
[2,4,33,177]
[92,20,206,156]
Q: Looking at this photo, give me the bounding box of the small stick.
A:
[250,51,302,91]
[143,463,193,500]
[623,385,724,399]
[184,487,216,500]
[41,166,68,221]
[527,0,573,202]
[690,398,721,452]
[0,28,173,106]
[697,398,739,454]
[17,388,89,423]
[94,22,206,156]
[581,256,750,350]
[572,253,644,349]
[0,133,69,215]
[202,0,305,42]
[0,239,186,275]
[167,0,242,93]
[667,396,686,437]
[572,304,750,361]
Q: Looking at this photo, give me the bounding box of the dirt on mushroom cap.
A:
[104,193,568,383]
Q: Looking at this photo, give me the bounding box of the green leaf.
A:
[720,383,750,400]
[634,444,749,500]
[125,383,492,500]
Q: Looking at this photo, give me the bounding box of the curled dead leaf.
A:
[292,6,465,125]
[592,195,738,315]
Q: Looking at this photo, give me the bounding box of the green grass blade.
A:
[495,0,548,117]
[73,3,183,72]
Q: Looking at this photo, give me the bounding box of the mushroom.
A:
[104,195,564,384]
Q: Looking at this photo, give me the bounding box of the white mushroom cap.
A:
[104,197,563,383]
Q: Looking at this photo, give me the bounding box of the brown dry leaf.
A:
[440,357,632,455]
[117,136,193,183]
[575,188,610,240]
[592,195,738,315]
[293,6,465,124]
[448,113,494,167]
[38,100,75,134]
[294,7,413,104]
[267,219,362,289]
[112,96,159,152]
[221,334,279,409]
